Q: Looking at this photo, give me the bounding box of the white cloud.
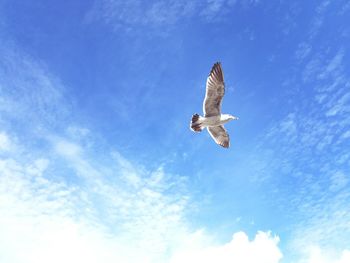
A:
[0,208,128,263]
[0,133,283,263]
[170,231,282,263]
[0,138,180,262]
[339,250,350,263]
[299,246,350,263]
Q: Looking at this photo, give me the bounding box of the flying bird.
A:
[190,62,238,148]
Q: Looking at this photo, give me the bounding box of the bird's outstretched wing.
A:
[207,126,230,148]
[203,62,225,117]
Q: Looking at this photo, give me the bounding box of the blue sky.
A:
[0,0,350,262]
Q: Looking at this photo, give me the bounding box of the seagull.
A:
[190,62,238,148]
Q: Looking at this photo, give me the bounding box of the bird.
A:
[190,62,238,148]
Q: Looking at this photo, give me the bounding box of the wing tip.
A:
[219,142,230,148]
[209,62,224,82]
[211,61,222,71]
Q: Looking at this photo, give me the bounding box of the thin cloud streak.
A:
[86,0,259,33]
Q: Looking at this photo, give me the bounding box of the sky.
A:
[0,0,350,262]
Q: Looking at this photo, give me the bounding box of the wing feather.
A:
[203,62,225,117]
[207,126,230,148]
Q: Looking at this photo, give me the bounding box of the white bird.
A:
[190,62,238,148]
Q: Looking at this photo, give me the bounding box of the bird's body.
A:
[190,62,238,148]
[194,114,233,127]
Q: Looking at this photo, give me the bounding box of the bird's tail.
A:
[190,113,204,132]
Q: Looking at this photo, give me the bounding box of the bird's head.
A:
[228,114,239,121]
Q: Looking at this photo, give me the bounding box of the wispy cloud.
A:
[0,131,12,152]
[299,247,350,263]
[268,46,350,252]
[309,0,331,39]
[295,42,312,62]
[86,0,259,33]
[86,0,196,32]
[200,0,237,21]
[248,3,350,257]
[0,43,70,131]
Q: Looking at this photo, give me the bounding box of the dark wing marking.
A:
[203,62,225,117]
[207,126,230,148]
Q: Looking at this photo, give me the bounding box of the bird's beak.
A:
[234,116,239,120]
